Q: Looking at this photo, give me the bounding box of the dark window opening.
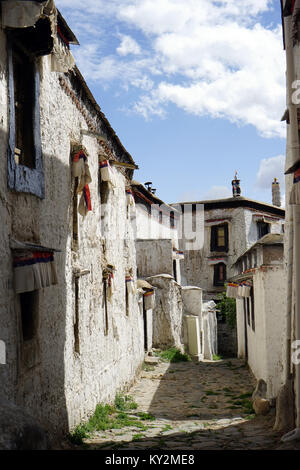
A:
[251,288,255,332]
[211,224,229,252]
[12,43,35,168]
[125,281,129,316]
[103,279,108,335]
[257,221,270,239]
[244,297,251,327]
[247,298,250,326]
[100,179,109,205]
[213,263,227,287]
[170,212,175,229]
[20,290,38,342]
[74,277,80,353]
[7,35,44,198]
[8,18,53,57]
[173,259,177,283]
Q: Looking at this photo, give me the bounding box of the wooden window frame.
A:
[213,262,227,287]
[257,221,270,239]
[210,224,229,252]
[7,36,44,198]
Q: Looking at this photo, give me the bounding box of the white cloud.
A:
[255,154,285,190]
[117,34,141,56]
[56,0,285,138]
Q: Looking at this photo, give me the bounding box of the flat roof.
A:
[172,196,285,218]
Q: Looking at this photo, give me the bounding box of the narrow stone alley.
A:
[72,358,294,451]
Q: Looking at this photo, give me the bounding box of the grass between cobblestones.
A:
[68,393,155,445]
[154,347,191,363]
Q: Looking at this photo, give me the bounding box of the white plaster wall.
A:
[136,239,173,278]
[0,36,144,435]
[245,272,268,387]
[146,275,184,351]
[236,299,246,358]
[243,267,285,399]
[135,202,181,284]
[135,204,179,243]
[263,266,286,398]
[244,209,283,249]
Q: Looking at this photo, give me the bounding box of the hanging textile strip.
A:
[236,281,252,298]
[72,148,92,217]
[13,251,58,294]
[144,290,155,310]
[226,282,239,299]
[1,1,51,28]
[290,168,300,204]
[126,276,136,294]
[57,26,70,47]
[51,23,75,72]
[126,189,135,207]
[100,160,115,187]
[72,149,87,178]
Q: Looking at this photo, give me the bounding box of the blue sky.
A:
[56,0,286,205]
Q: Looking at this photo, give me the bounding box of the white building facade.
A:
[0,5,144,437]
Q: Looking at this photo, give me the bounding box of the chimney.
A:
[232,171,241,197]
[272,178,281,207]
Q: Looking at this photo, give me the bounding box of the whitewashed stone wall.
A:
[236,265,286,399]
[0,29,144,436]
[134,203,181,284]
[146,274,184,351]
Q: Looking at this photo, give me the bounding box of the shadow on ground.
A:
[68,359,287,450]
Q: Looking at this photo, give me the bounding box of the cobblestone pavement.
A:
[81,358,291,451]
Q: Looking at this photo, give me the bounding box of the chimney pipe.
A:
[272,178,281,207]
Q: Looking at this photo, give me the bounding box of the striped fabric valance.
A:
[13,251,58,294]
[226,281,253,299]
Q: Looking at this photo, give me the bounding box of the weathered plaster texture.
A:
[236,265,286,399]
[0,31,144,436]
[146,275,184,351]
[136,239,174,278]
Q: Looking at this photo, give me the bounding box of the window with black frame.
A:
[6,24,48,198]
[213,262,226,287]
[257,221,270,239]
[211,224,229,252]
